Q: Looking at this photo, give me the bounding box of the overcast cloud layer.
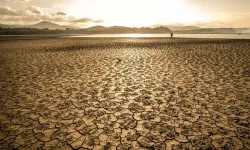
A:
[0,5,104,27]
[0,0,250,28]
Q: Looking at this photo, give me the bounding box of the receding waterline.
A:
[69,34,153,38]
[67,33,250,39]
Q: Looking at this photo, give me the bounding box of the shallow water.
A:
[68,33,250,39]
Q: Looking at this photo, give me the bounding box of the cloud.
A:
[56,12,67,16]
[201,12,250,28]
[52,5,66,9]
[0,6,66,24]
[0,6,104,27]
[0,15,40,22]
[194,20,229,28]
[0,6,19,16]
[8,0,30,2]
[227,13,250,28]
[25,6,42,15]
[71,18,103,23]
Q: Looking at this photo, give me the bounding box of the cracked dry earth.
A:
[0,37,250,150]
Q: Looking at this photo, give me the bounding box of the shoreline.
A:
[0,33,250,41]
[1,35,250,42]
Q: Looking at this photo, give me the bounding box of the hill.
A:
[28,21,74,30]
[1,21,250,34]
[0,21,76,30]
[0,24,172,35]
[151,25,201,31]
[166,25,201,31]
[84,26,171,34]
[0,24,23,28]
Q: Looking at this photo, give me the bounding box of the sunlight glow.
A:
[119,34,152,37]
[67,0,207,27]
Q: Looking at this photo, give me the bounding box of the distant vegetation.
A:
[0,26,172,35]
[0,21,249,35]
[0,21,172,35]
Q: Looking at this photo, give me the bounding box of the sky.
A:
[0,0,250,28]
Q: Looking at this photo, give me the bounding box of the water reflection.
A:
[68,33,250,39]
[119,34,152,37]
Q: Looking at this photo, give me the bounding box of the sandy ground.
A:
[0,37,249,149]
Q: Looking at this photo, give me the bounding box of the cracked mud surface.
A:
[0,37,249,149]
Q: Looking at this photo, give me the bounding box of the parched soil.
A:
[0,37,249,149]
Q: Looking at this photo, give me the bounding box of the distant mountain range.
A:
[0,24,21,28]
[0,21,76,30]
[151,25,201,31]
[0,21,200,31]
[83,26,171,33]
[29,21,76,30]
[0,21,172,34]
[0,21,250,34]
